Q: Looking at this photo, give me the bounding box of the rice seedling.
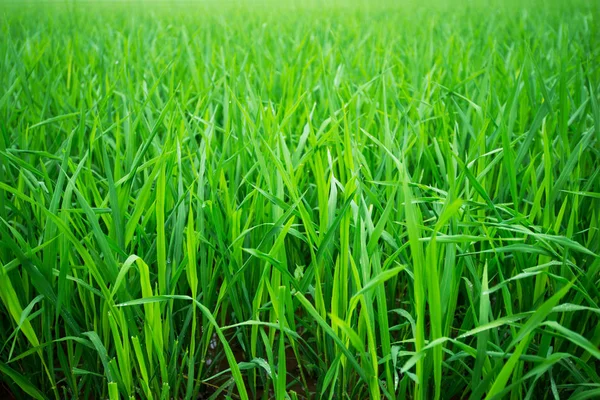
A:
[0,0,599,399]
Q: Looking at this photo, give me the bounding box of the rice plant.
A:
[0,0,599,399]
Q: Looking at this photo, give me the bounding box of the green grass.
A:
[0,0,599,399]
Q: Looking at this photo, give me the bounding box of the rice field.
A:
[0,0,599,399]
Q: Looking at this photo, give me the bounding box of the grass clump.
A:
[0,0,599,399]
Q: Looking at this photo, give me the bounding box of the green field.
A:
[0,1,599,399]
